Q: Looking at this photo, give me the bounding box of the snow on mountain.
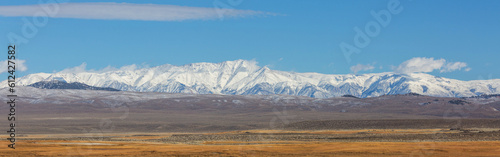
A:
[1,60,499,98]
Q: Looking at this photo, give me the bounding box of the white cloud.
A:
[394,57,469,74]
[59,62,87,73]
[98,65,119,73]
[57,62,147,73]
[350,64,375,74]
[0,2,274,21]
[394,57,445,74]
[440,62,468,73]
[118,64,138,71]
[0,60,28,74]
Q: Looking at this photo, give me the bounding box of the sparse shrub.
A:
[448,99,471,105]
[405,92,422,96]
[341,95,359,99]
[450,128,460,130]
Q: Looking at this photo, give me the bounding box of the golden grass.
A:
[211,129,457,135]
[2,140,500,156]
[1,129,499,156]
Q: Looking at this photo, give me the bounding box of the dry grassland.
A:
[1,129,499,156]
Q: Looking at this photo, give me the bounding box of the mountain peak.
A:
[2,60,500,98]
[220,59,260,69]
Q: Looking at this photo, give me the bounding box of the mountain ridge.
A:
[2,60,499,98]
[28,80,120,91]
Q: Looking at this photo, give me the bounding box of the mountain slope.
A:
[28,80,120,91]
[2,60,499,98]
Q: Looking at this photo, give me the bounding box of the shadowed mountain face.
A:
[28,80,120,91]
[3,60,500,98]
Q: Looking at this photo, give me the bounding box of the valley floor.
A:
[2,128,500,156]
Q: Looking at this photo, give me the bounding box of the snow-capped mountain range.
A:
[2,60,499,98]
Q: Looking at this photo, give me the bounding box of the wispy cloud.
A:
[0,60,28,74]
[350,64,375,74]
[0,2,274,21]
[394,57,469,74]
[58,62,87,73]
[441,62,470,73]
[57,62,148,73]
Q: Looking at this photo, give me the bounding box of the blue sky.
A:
[0,0,499,81]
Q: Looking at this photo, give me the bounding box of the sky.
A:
[0,0,499,81]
